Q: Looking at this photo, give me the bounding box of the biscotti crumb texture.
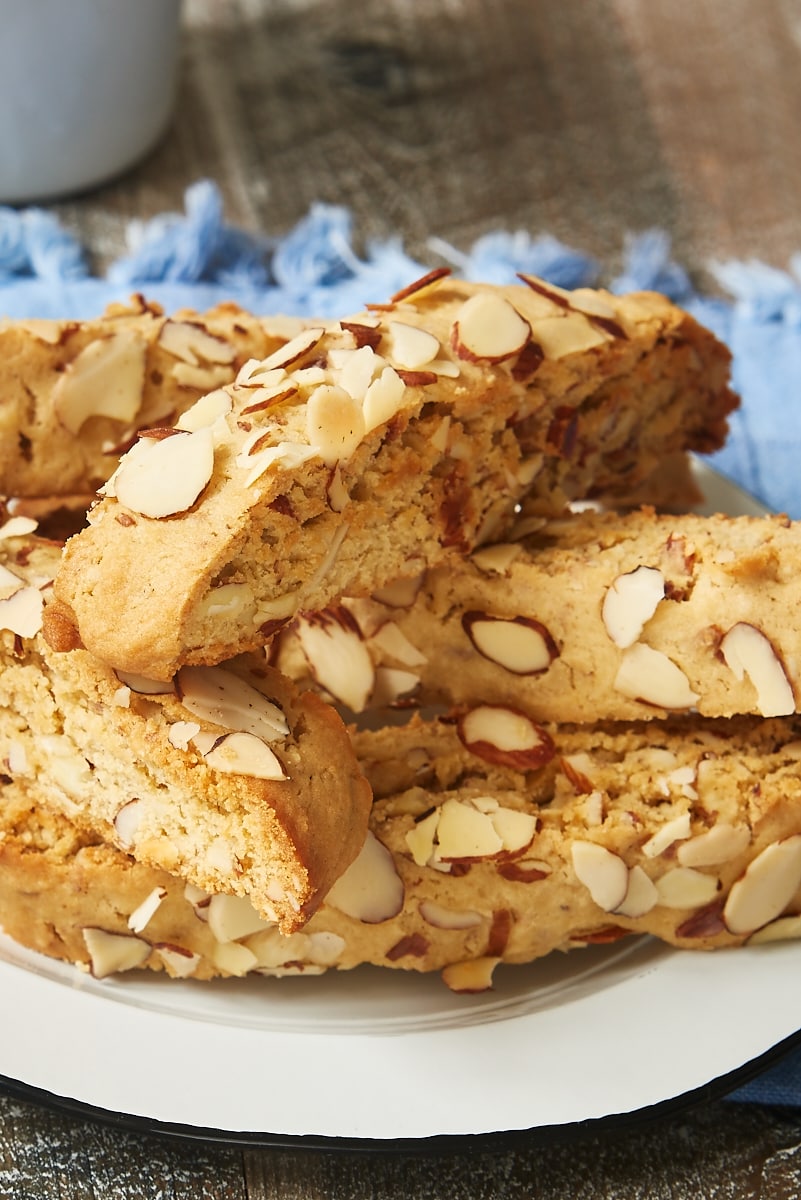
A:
[0,530,372,932]
[273,508,801,722]
[2,712,801,985]
[49,273,737,681]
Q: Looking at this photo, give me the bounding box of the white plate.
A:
[0,460,797,1147]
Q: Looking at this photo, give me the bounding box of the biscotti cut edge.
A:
[0,529,372,932]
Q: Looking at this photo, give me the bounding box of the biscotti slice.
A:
[272,508,801,722]
[0,295,289,498]
[3,710,801,985]
[48,271,737,681]
[0,529,371,932]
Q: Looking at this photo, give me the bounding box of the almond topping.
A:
[451,293,530,362]
[53,332,146,435]
[158,319,237,366]
[82,928,150,978]
[198,730,287,780]
[724,836,801,934]
[677,823,751,868]
[571,842,629,911]
[305,384,365,466]
[110,427,215,518]
[325,831,404,923]
[654,867,720,909]
[388,321,440,369]
[175,665,289,741]
[614,865,659,918]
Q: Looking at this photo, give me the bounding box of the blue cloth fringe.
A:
[0,180,800,1107]
[1,179,799,519]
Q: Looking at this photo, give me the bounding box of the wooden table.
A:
[5,0,801,1195]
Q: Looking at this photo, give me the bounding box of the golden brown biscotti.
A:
[273,508,801,722]
[0,530,371,931]
[0,295,289,498]
[48,272,737,681]
[4,711,801,987]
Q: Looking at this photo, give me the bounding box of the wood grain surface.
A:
[4,0,801,1195]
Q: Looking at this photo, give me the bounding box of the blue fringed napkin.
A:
[1,180,800,1106]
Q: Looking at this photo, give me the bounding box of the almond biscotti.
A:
[48,273,737,681]
[4,711,801,987]
[273,508,801,722]
[0,529,371,932]
[0,295,288,498]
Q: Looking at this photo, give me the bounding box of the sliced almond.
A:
[388,321,440,369]
[211,941,259,976]
[720,623,795,717]
[158,319,237,366]
[451,293,530,362]
[258,326,325,371]
[641,812,692,859]
[434,798,504,862]
[325,831,404,923]
[362,366,407,434]
[571,842,629,912]
[614,865,659,918]
[654,867,720,909]
[199,731,287,780]
[176,665,289,741]
[677,823,751,868]
[724,836,801,934]
[0,585,44,638]
[294,610,375,712]
[128,887,167,934]
[441,957,500,993]
[470,543,524,575]
[112,427,215,519]
[613,644,699,710]
[462,612,558,674]
[457,705,555,769]
[53,333,146,435]
[154,944,202,978]
[82,928,150,978]
[601,566,665,648]
[207,894,273,943]
[419,900,483,930]
[371,575,423,608]
[176,388,233,432]
[113,798,143,848]
[529,314,607,358]
[305,384,366,466]
[368,621,427,668]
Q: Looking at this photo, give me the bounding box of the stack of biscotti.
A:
[8,270,801,992]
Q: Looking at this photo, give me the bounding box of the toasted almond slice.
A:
[451,293,530,362]
[112,428,215,519]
